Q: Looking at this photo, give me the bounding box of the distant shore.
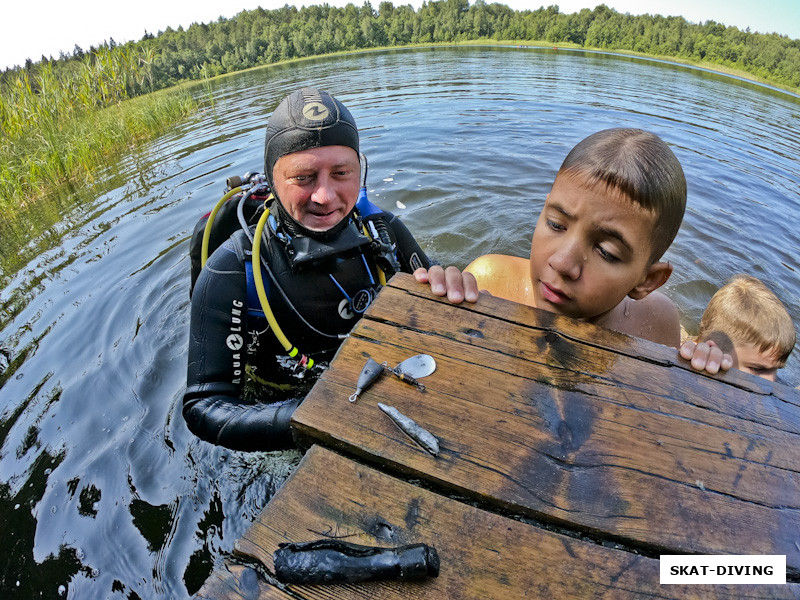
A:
[194,41,800,98]
[3,39,796,249]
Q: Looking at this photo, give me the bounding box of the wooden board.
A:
[194,563,294,600]
[223,445,795,599]
[292,274,800,571]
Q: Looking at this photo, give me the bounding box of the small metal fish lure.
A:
[349,357,384,402]
[383,354,436,392]
[378,403,440,456]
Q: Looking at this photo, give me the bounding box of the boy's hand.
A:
[679,339,734,375]
[414,266,479,304]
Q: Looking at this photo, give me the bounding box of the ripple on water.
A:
[1,46,799,598]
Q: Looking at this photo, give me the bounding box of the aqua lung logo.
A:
[226,334,243,351]
[229,299,244,384]
[338,299,356,320]
[303,101,329,121]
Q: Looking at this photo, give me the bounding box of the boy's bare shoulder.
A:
[603,291,680,348]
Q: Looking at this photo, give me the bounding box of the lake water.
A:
[1,46,799,598]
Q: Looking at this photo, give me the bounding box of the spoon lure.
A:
[384,354,437,392]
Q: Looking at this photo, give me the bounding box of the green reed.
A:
[0,45,195,217]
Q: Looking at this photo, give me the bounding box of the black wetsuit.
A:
[183,201,430,451]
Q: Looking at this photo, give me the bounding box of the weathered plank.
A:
[377,274,800,408]
[230,445,793,599]
[193,563,293,599]
[292,275,800,570]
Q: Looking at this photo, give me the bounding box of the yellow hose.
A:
[252,208,314,369]
[200,186,242,267]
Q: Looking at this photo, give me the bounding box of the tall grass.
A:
[0,45,195,216]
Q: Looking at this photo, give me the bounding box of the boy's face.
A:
[529,171,662,322]
[733,342,783,381]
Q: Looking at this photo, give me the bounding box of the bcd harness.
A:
[198,164,402,370]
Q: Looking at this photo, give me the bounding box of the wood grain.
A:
[198,273,800,598]
[292,274,800,569]
[230,445,794,599]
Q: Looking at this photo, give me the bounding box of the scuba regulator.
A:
[198,154,401,371]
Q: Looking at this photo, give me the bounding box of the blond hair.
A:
[559,128,686,263]
[699,274,796,365]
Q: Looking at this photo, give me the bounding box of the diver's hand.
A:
[679,339,734,375]
[414,265,478,304]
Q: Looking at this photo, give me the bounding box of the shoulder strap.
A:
[245,260,266,318]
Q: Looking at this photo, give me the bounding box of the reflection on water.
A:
[1,46,799,598]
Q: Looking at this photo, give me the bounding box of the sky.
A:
[2,0,799,70]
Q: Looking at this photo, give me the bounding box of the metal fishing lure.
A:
[349,354,437,402]
[384,354,436,392]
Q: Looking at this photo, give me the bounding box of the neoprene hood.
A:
[264,88,360,191]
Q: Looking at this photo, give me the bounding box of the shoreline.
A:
[6,40,796,229]
[192,40,800,99]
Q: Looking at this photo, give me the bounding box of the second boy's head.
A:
[698,274,795,381]
[530,128,686,322]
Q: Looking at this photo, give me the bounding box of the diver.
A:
[183,87,476,451]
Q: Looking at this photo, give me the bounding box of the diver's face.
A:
[272,146,360,231]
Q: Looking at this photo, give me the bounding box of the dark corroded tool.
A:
[273,539,440,584]
[384,354,436,392]
[378,403,440,456]
[349,357,384,402]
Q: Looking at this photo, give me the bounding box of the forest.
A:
[2,1,798,208]
[4,1,798,92]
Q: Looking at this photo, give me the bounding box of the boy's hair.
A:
[699,274,796,365]
[559,128,686,263]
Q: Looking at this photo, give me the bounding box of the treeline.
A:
[1,0,798,207]
[3,1,799,94]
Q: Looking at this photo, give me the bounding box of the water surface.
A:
[1,46,799,599]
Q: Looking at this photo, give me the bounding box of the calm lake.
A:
[1,46,799,599]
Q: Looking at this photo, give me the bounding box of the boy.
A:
[679,274,796,381]
[427,128,686,347]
